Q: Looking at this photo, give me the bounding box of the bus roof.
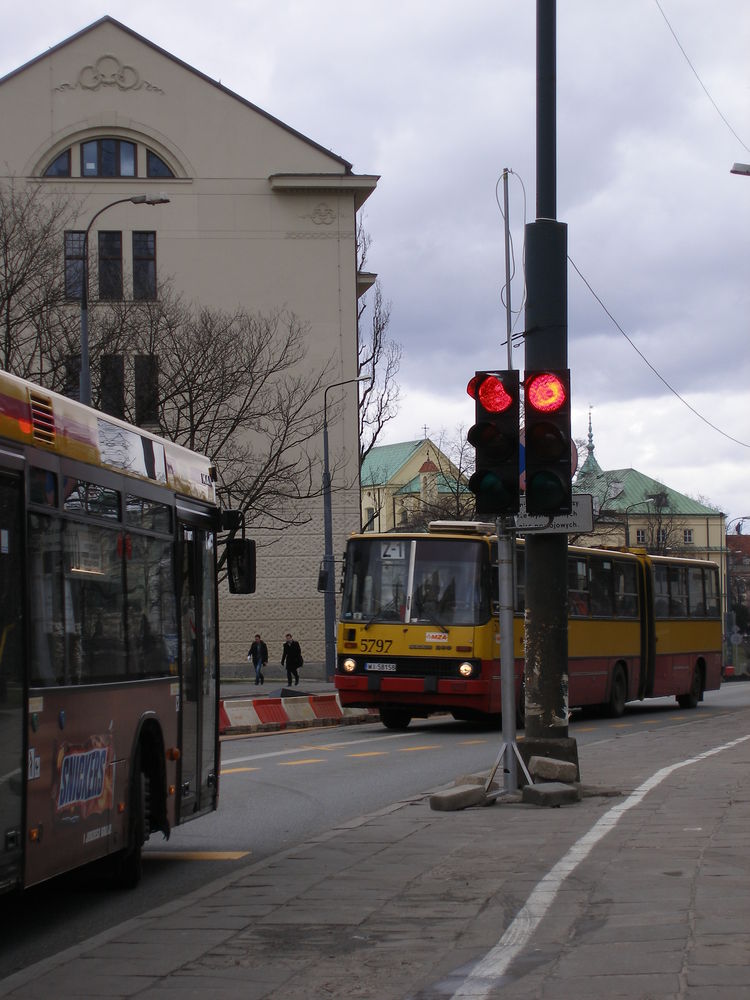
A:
[0,369,216,504]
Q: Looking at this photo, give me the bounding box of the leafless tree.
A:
[397,427,474,531]
[356,217,401,465]
[0,181,79,383]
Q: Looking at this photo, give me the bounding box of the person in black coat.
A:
[281,632,303,686]
[248,633,268,685]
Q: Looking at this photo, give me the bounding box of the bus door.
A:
[177,510,219,821]
[0,467,24,889]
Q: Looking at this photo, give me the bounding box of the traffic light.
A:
[466,370,520,516]
[523,369,572,516]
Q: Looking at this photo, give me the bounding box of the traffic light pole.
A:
[521,0,578,773]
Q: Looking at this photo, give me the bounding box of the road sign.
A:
[514,493,593,534]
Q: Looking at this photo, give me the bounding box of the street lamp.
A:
[79,194,170,406]
[730,163,750,176]
[624,497,657,547]
[321,375,370,680]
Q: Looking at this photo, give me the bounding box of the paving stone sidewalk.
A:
[2,704,749,1000]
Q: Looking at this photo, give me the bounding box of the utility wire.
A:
[654,0,750,153]
[569,256,750,449]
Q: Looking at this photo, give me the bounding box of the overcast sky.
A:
[3,1,750,521]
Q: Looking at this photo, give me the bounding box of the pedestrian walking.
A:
[281,632,303,686]
[247,633,268,685]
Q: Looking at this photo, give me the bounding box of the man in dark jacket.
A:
[248,634,268,685]
[281,632,303,686]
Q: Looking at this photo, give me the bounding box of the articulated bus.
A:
[334,521,722,730]
[0,370,254,893]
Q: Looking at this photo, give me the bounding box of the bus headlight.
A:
[458,661,474,678]
[342,658,357,673]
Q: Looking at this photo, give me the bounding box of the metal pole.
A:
[322,375,370,680]
[498,521,517,790]
[503,169,513,370]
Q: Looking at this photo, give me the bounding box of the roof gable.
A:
[361,441,424,487]
[575,466,720,516]
[0,16,353,172]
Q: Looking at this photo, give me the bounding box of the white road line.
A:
[449,733,750,999]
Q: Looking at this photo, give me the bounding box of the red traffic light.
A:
[467,373,514,413]
[526,372,567,413]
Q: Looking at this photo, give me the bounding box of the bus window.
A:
[29,467,57,507]
[342,538,409,621]
[63,478,120,520]
[613,560,638,618]
[589,557,614,617]
[704,567,720,616]
[687,566,706,617]
[653,564,669,618]
[668,565,688,617]
[568,556,590,616]
[28,513,64,686]
[127,534,176,676]
[411,538,489,626]
[64,521,126,681]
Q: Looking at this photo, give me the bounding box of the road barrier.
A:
[219,692,376,735]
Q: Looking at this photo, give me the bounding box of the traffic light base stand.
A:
[515,736,580,787]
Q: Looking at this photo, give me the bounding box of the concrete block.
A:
[529,755,578,783]
[454,773,500,791]
[522,781,581,807]
[429,784,487,811]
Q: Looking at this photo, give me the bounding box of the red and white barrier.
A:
[219,692,376,735]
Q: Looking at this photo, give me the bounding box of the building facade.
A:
[0,17,377,666]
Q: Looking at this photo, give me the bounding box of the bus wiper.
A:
[363,599,399,630]
[413,612,450,634]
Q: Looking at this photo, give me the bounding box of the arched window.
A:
[42,141,176,179]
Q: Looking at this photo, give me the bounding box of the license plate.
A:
[365,662,397,672]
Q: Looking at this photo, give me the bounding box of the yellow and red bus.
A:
[0,370,254,893]
[334,522,722,730]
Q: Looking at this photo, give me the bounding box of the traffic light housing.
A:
[467,370,520,516]
[523,369,572,516]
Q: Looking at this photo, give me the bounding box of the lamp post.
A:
[322,375,370,680]
[624,497,656,547]
[730,163,750,176]
[79,194,170,406]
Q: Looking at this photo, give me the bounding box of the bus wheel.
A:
[677,666,702,709]
[113,757,150,889]
[380,709,411,730]
[607,666,627,718]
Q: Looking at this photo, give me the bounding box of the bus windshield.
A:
[342,536,491,627]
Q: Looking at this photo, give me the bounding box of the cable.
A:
[654,0,750,154]
[495,169,528,342]
[569,255,750,449]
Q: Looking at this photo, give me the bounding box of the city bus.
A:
[334,521,722,729]
[0,370,254,893]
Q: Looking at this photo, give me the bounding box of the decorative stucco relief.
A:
[55,55,164,94]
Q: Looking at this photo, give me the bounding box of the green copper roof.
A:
[360,441,425,486]
[575,465,719,516]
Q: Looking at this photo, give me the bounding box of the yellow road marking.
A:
[640,719,660,725]
[613,723,632,729]
[145,851,250,861]
[576,727,596,732]
[221,766,260,774]
[349,751,389,758]
[399,745,440,752]
[278,758,327,766]
[460,740,488,745]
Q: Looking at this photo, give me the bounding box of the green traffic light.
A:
[526,471,568,515]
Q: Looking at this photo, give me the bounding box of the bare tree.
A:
[397,428,474,531]
[85,289,338,533]
[356,217,401,465]
[0,181,79,382]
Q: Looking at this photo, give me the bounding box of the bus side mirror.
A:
[227,538,256,594]
[317,562,328,593]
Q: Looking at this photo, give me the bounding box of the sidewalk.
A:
[3,703,749,999]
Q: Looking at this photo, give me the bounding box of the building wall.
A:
[0,19,375,667]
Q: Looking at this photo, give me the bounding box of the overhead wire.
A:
[568,256,750,449]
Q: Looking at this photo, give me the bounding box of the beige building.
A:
[0,16,377,667]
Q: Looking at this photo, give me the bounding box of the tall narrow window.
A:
[98,231,123,300]
[133,232,156,300]
[64,231,85,300]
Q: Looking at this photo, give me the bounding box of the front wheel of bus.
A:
[607,666,627,718]
[380,709,411,731]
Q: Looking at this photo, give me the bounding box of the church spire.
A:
[577,406,602,479]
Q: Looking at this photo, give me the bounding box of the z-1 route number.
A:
[360,639,393,653]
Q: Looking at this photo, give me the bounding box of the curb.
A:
[219,692,378,735]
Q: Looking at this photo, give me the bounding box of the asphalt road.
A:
[1,682,748,979]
